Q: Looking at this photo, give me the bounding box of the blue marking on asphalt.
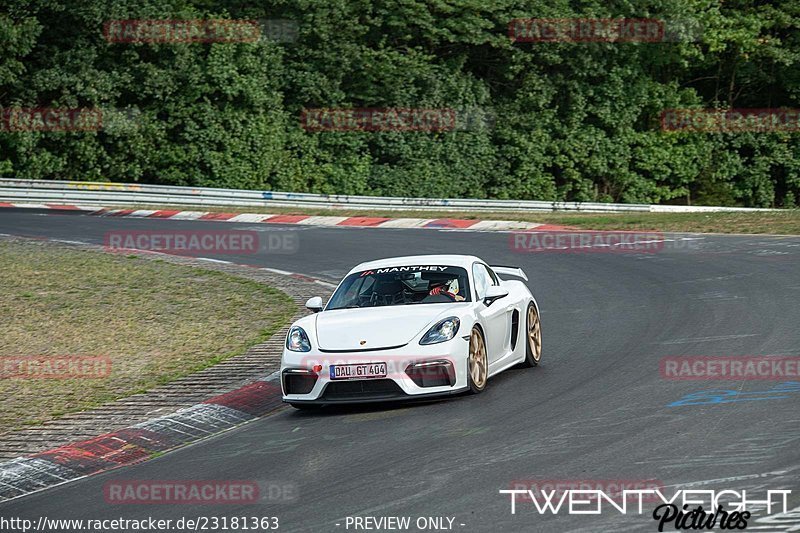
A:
[668,381,800,406]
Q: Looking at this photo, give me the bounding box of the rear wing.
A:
[490,265,528,282]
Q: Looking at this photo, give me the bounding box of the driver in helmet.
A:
[428,277,465,301]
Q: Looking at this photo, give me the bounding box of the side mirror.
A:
[483,285,509,306]
[305,296,323,313]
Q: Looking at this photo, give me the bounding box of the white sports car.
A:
[280,254,541,408]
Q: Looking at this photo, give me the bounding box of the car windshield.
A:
[326,265,471,309]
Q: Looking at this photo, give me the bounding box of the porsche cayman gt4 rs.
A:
[280,255,541,408]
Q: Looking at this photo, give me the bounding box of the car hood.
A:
[315,304,466,351]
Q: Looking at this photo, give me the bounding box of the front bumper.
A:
[281,342,469,404]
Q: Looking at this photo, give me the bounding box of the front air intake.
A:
[405,360,455,388]
[283,369,318,395]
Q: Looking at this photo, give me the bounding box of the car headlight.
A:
[419,317,460,345]
[286,326,312,352]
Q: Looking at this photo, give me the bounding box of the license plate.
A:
[330,363,387,380]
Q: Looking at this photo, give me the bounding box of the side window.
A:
[472,263,491,299]
[485,266,499,285]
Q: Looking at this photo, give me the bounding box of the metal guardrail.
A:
[0,178,779,213]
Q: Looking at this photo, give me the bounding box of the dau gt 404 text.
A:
[280,255,542,408]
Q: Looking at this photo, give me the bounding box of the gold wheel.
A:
[527,304,542,363]
[469,327,488,391]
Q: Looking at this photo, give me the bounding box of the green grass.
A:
[0,241,296,434]
[116,203,800,235]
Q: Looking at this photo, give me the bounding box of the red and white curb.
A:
[0,375,284,502]
[0,236,335,503]
[0,204,565,501]
[0,202,568,232]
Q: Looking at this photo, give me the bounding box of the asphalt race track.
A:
[1,208,799,532]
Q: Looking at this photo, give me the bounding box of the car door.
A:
[472,263,510,364]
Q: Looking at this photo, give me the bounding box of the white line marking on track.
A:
[262,267,293,275]
[656,333,759,344]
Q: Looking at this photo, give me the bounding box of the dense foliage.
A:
[1,0,799,206]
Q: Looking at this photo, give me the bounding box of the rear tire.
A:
[467,326,488,394]
[521,302,542,367]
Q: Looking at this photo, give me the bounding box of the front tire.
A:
[521,302,542,367]
[468,326,488,393]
